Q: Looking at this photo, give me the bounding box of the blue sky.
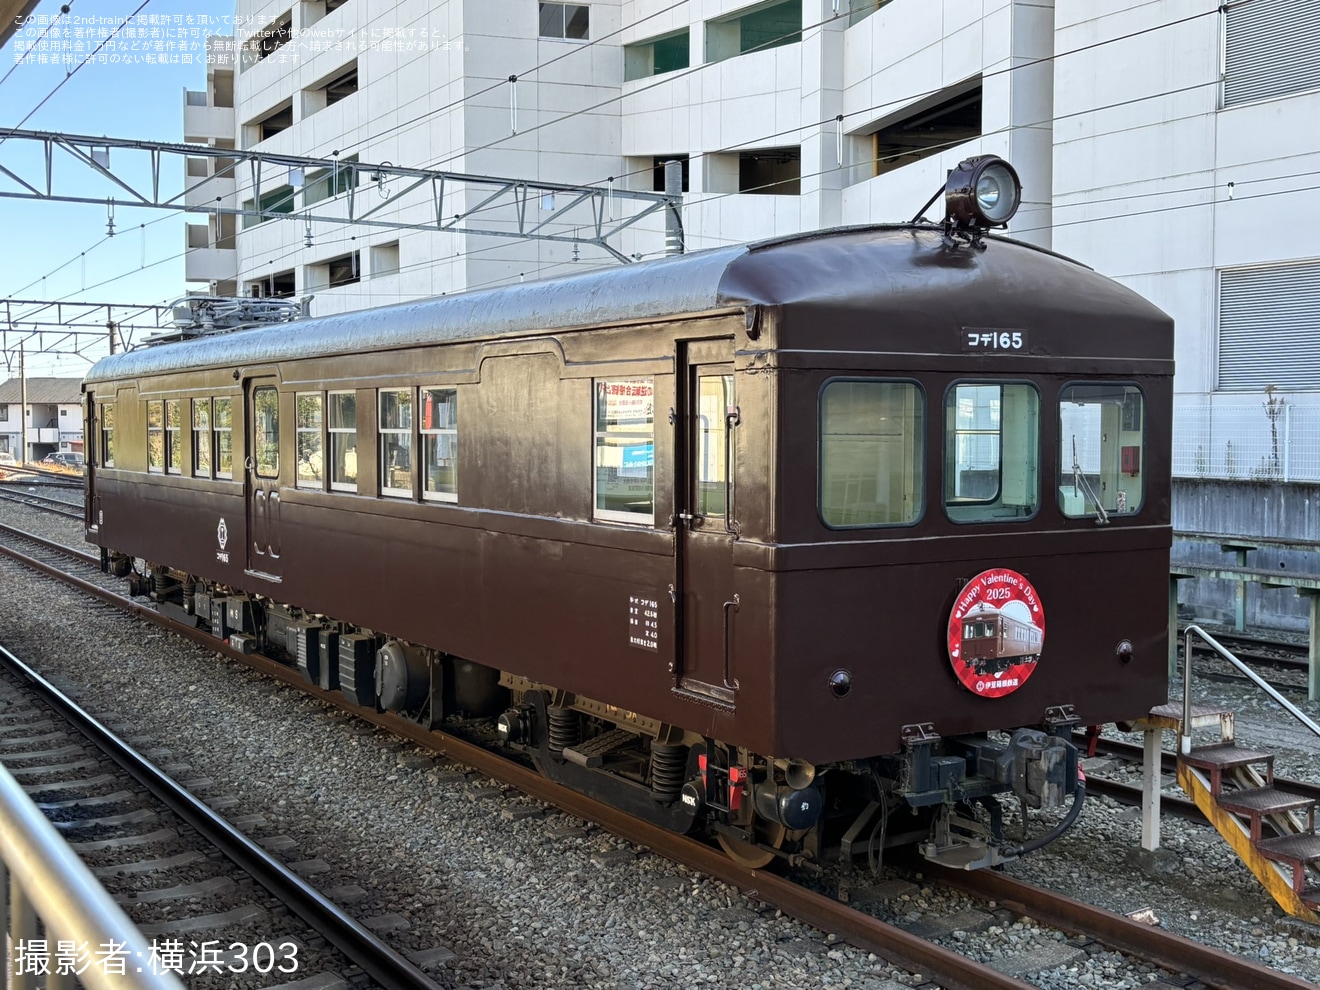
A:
[0,0,221,375]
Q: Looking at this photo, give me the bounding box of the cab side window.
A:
[819,380,924,527]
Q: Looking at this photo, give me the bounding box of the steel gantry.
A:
[0,127,682,264]
[0,298,179,369]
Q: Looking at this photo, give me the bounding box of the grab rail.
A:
[1181,624,1320,755]
[0,760,184,990]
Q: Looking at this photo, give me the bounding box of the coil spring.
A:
[546,706,581,756]
[649,742,687,800]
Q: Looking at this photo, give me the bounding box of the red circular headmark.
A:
[947,568,1046,698]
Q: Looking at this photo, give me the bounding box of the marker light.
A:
[945,155,1022,229]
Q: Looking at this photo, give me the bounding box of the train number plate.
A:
[961,328,1027,351]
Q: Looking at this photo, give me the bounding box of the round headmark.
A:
[947,568,1045,698]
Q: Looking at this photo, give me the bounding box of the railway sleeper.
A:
[113,561,1085,871]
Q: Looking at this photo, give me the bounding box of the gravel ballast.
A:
[2,501,1320,988]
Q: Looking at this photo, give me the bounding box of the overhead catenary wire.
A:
[0,0,77,92]
[0,0,154,149]
[6,0,1271,310]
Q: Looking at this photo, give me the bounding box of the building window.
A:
[944,383,1039,523]
[309,251,361,290]
[847,0,894,26]
[297,392,324,489]
[370,241,400,277]
[380,389,414,497]
[594,379,654,524]
[324,65,358,105]
[303,154,358,206]
[247,269,296,298]
[871,81,982,176]
[328,252,360,287]
[1218,261,1320,391]
[193,400,212,477]
[147,400,164,473]
[248,12,292,64]
[100,404,114,468]
[651,155,690,193]
[328,391,357,492]
[819,380,924,527]
[254,386,279,479]
[739,147,800,195]
[539,2,589,40]
[706,0,801,63]
[1059,385,1144,519]
[1224,1,1320,106]
[214,398,234,479]
[243,186,295,228]
[59,408,67,417]
[624,29,690,81]
[303,62,359,117]
[165,399,183,475]
[254,101,294,141]
[0,405,8,422]
[421,387,458,502]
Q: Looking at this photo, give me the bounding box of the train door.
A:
[245,377,282,580]
[676,339,738,705]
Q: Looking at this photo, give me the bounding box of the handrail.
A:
[1181,624,1320,755]
[0,761,185,990]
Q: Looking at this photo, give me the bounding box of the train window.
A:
[192,400,212,478]
[696,374,734,522]
[165,400,183,475]
[421,387,457,502]
[100,404,114,468]
[943,383,1039,523]
[214,398,234,479]
[254,386,280,479]
[379,389,414,497]
[328,391,357,492]
[594,379,655,524]
[296,393,324,489]
[819,380,924,527]
[147,400,164,473]
[1059,384,1144,519]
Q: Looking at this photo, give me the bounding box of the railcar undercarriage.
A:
[115,554,1086,872]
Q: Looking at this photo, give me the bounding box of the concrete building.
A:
[0,377,85,462]
[183,0,1320,625]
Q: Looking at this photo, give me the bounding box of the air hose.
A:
[1001,776,1086,860]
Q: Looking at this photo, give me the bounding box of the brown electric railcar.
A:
[83,220,1173,869]
[961,605,1044,675]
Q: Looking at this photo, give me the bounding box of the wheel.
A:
[717,819,787,869]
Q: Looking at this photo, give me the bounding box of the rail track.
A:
[0,484,85,519]
[0,529,1312,990]
[0,637,444,988]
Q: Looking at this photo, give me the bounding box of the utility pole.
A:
[664,159,685,257]
[18,341,27,466]
[107,320,118,355]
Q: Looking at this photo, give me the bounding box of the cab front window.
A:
[1058,384,1144,519]
[944,383,1039,522]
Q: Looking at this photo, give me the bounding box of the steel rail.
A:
[0,521,102,565]
[5,542,1312,990]
[0,760,186,990]
[0,540,1030,990]
[0,488,83,519]
[0,548,441,990]
[933,866,1317,990]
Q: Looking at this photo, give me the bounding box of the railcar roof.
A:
[84,224,1157,384]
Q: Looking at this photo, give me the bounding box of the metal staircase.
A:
[1163,626,1320,921]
